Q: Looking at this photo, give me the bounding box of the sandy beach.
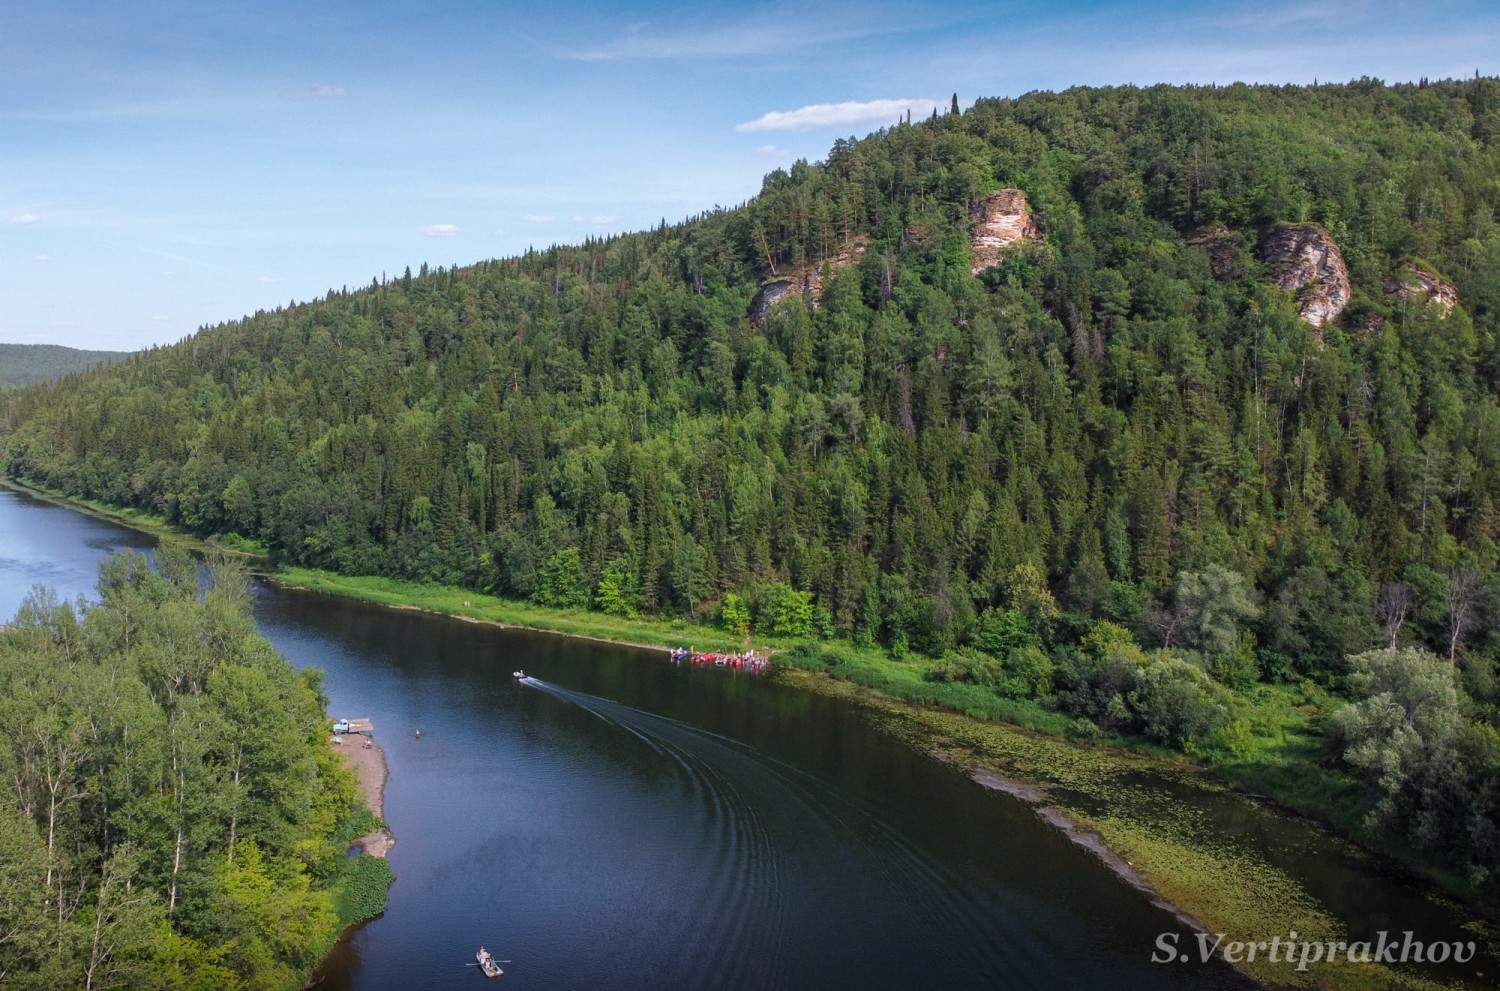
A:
[334,734,395,857]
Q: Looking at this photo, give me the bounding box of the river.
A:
[2,485,1489,990]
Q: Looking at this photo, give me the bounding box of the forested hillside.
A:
[0,343,127,389]
[6,79,1500,890]
[0,552,384,989]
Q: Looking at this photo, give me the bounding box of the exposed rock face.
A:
[969,189,1036,274]
[1386,262,1457,315]
[1259,224,1350,329]
[749,278,797,325]
[749,237,868,325]
[1187,224,1246,281]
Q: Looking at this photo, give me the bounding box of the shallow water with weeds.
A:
[790,670,1500,990]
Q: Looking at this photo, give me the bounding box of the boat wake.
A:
[520,678,1029,988]
[520,677,784,986]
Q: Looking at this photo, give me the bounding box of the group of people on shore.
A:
[670,647,769,671]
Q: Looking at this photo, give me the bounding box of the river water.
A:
[2,485,1488,990]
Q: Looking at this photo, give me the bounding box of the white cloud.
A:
[523,214,554,224]
[9,212,40,226]
[34,253,51,261]
[560,12,908,61]
[308,84,348,99]
[422,223,464,236]
[754,144,793,157]
[736,98,941,133]
[572,214,615,226]
[257,275,281,284]
[151,314,172,321]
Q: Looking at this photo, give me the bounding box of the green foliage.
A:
[925,647,1003,687]
[0,555,369,988]
[1080,620,1145,664]
[1000,645,1055,700]
[721,592,751,638]
[668,534,710,617]
[594,558,641,619]
[969,608,1040,657]
[9,80,1500,678]
[759,581,814,638]
[1168,566,1261,662]
[1129,656,1233,751]
[534,547,590,609]
[1328,647,1500,890]
[1004,563,1060,637]
[334,856,395,927]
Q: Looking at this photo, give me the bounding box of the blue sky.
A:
[3,1,1496,351]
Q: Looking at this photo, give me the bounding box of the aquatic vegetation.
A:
[779,667,1498,990]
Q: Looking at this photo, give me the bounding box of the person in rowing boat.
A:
[478,946,491,964]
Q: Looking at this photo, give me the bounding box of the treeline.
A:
[4,79,1500,886]
[0,551,379,990]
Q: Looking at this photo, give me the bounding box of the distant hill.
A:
[0,343,128,388]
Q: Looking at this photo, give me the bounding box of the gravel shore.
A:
[334,734,395,857]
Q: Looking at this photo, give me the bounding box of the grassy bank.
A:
[271,566,759,655]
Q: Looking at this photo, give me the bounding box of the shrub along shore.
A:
[8,477,1499,989]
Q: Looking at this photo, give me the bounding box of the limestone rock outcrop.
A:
[749,238,868,325]
[1386,262,1457,316]
[969,189,1036,274]
[749,278,797,325]
[1259,224,1350,329]
[1186,224,1246,281]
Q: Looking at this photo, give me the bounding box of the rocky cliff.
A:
[969,189,1036,274]
[749,238,868,324]
[1386,262,1457,315]
[1186,224,1247,281]
[1259,223,1350,329]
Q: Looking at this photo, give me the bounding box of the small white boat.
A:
[513,670,525,679]
[477,949,503,978]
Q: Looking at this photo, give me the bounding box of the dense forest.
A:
[5,79,1500,892]
[0,344,127,389]
[0,552,385,989]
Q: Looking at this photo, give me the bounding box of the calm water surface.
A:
[6,486,1486,990]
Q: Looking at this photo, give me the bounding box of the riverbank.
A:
[272,571,1500,990]
[333,734,395,857]
[3,481,1495,988]
[270,567,757,656]
[0,476,271,564]
[778,668,1500,990]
